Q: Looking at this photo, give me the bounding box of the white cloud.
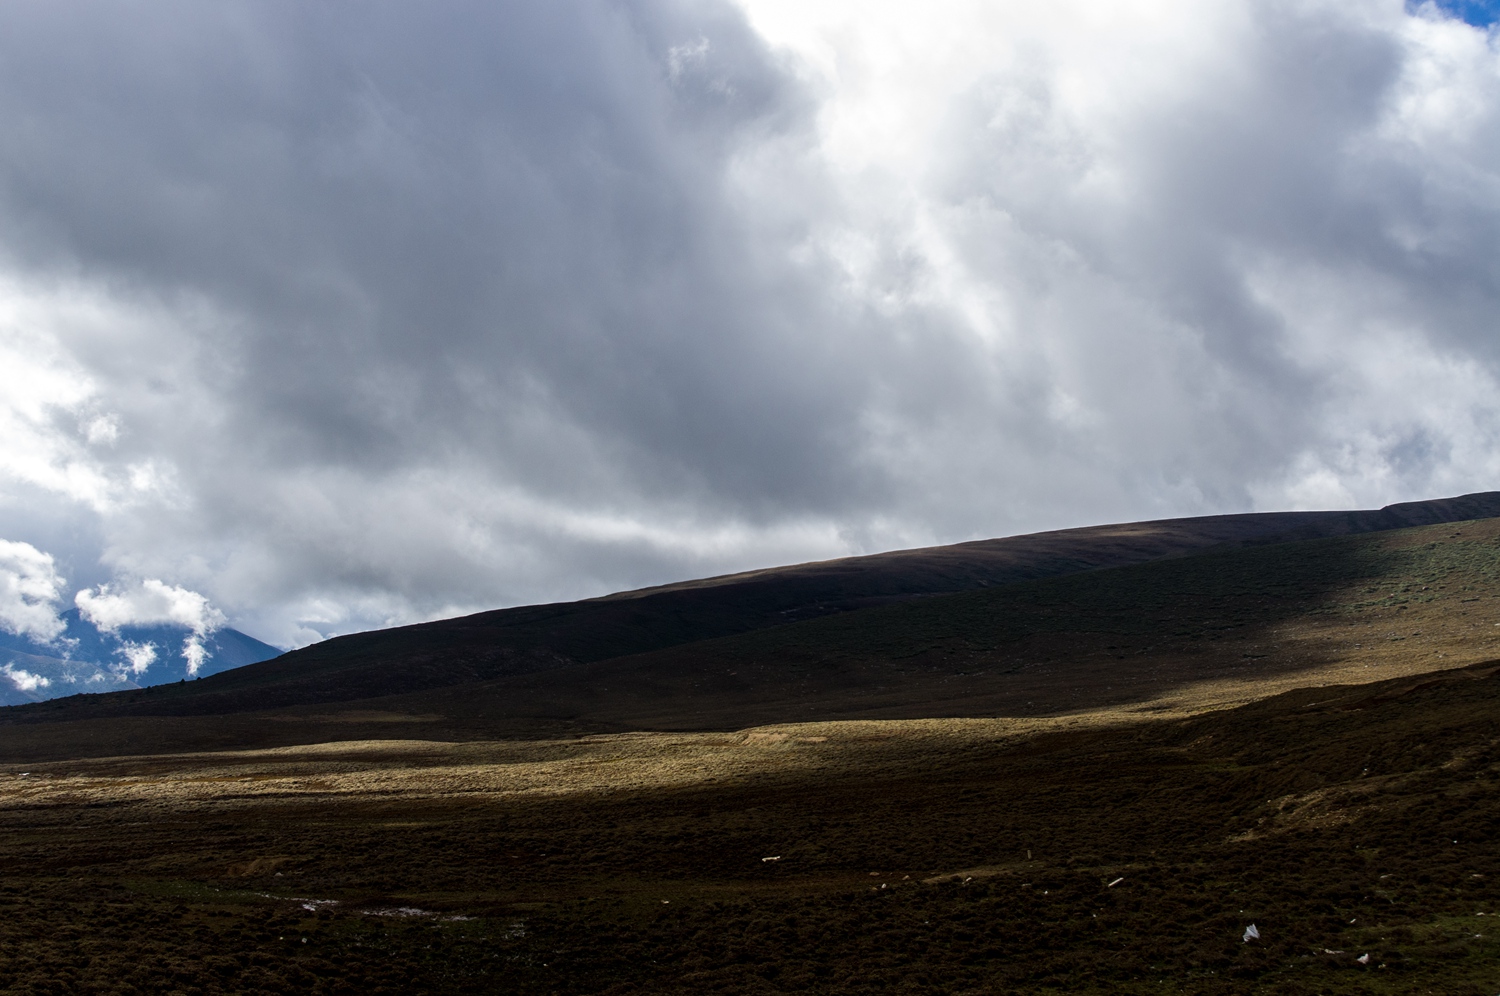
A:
[76,579,226,636]
[0,538,66,642]
[181,635,208,677]
[0,274,189,515]
[733,0,1500,518]
[114,640,157,676]
[1,663,50,692]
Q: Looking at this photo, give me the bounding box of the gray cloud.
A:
[0,0,1497,646]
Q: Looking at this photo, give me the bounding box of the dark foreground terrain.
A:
[4,662,1500,994]
[6,496,1500,993]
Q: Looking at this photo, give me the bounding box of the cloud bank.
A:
[0,0,1497,646]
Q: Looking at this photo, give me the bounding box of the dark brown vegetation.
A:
[5,496,1500,993]
[5,491,1496,736]
[6,501,1500,759]
[5,663,1500,994]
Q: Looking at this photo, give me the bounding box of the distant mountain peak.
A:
[0,610,280,706]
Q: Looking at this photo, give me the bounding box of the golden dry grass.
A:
[5,663,1500,994]
[0,625,1488,820]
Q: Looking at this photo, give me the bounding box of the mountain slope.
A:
[14,492,1495,722]
[0,611,281,703]
[0,648,136,706]
[4,497,1500,759]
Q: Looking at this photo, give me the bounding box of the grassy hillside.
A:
[7,493,1490,726]
[5,514,1500,760]
[558,512,1500,718]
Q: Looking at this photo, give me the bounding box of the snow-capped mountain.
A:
[0,609,281,705]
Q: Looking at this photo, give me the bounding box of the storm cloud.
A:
[0,0,1498,646]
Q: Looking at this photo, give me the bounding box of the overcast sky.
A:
[1,0,1499,648]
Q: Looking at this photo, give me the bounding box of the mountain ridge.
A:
[87,491,1500,705]
[3,490,1499,752]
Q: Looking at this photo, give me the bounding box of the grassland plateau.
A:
[5,494,1500,993]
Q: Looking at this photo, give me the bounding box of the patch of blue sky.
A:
[1421,0,1500,27]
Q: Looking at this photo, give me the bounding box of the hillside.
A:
[151,490,1498,709]
[5,494,1500,993]
[4,494,1500,759]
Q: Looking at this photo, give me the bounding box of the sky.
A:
[1,0,1500,649]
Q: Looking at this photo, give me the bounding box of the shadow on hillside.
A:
[400,519,1500,732]
[1,517,1497,761]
